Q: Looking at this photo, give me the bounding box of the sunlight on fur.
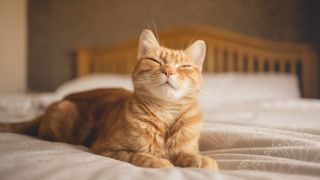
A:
[0,29,218,170]
[133,29,206,100]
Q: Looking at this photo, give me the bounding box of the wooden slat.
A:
[279,60,286,72]
[247,54,254,72]
[237,51,244,73]
[227,48,234,71]
[217,46,224,72]
[291,60,297,74]
[258,56,265,72]
[77,52,90,77]
[269,59,275,72]
[301,53,318,98]
[206,45,214,72]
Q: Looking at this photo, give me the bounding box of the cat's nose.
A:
[161,67,175,77]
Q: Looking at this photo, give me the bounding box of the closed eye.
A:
[145,58,162,65]
[179,64,192,68]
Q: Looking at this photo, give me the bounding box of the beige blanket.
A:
[1,99,320,180]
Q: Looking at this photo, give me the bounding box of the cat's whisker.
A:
[151,17,160,43]
[186,32,200,49]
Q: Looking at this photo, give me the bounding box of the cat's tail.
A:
[0,116,42,136]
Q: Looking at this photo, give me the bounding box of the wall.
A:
[28,0,320,93]
[0,0,27,93]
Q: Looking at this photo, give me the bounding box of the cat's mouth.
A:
[161,81,176,90]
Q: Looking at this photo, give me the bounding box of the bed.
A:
[1,26,320,180]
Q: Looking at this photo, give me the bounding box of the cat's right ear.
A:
[138,29,160,59]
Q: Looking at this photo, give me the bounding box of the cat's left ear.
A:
[138,29,160,59]
[185,40,206,70]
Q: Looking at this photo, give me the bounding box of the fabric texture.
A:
[1,99,320,180]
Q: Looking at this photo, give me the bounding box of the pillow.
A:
[42,73,300,109]
[199,73,300,110]
[39,74,132,107]
[0,93,42,119]
[56,74,133,97]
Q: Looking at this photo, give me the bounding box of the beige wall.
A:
[28,0,319,93]
[0,0,27,93]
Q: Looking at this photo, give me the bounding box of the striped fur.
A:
[0,29,218,169]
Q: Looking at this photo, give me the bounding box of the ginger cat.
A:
[0,29,218,170]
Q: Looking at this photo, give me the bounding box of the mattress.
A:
[1,98,320,180]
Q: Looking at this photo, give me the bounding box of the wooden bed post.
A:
[302,52,319,98]
[77,50,91,77]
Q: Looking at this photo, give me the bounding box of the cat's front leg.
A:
[98,150,173,168]
[174,152,219,170]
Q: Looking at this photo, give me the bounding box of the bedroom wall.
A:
[0,0,27,93]
[28,0,320,97]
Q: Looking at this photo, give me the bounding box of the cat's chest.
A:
[149,118,186,157]
[156,109,181,127]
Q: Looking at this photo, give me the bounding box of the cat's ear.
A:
[138,29,160,59]
[185,40,206,70]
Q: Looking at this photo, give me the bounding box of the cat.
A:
[0,29,218,170]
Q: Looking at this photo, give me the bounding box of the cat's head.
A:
[132,29,205,101]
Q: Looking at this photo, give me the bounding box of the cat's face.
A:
[132,29,205,101]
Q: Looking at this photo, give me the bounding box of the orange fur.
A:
[0,29,218,169]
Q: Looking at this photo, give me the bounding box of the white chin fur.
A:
[149,76,190,100]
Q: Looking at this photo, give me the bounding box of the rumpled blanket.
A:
[1,99,320,180]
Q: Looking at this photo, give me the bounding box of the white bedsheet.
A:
[1,99,320,180]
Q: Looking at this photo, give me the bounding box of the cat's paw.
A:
[176,153,219,170]
[132,153,174,168]
[148,158,174,168]
[200,156,219,170]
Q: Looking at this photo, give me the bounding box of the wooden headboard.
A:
[76,26,319,98]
